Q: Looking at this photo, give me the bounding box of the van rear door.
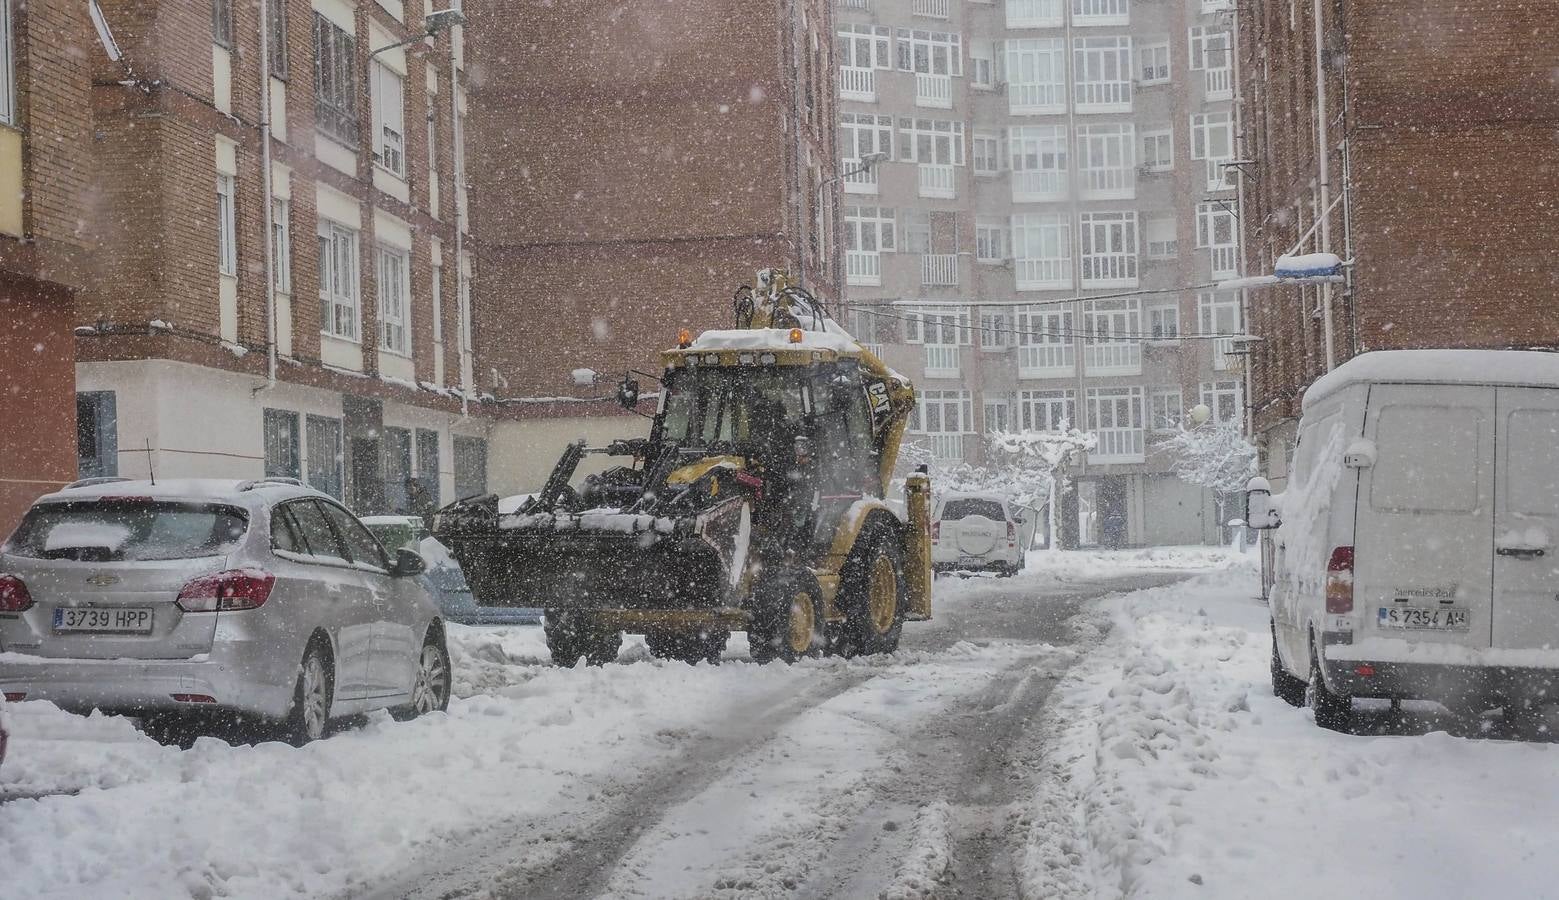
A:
[1357,385,1494,649]
[1491,387,1559,651]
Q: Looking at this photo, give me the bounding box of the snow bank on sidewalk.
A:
[1021,557,1559,899]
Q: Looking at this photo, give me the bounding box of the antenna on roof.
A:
[145,438,156,485]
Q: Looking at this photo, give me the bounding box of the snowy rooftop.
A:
[686,328,860,355]
[1304,349,1559,410]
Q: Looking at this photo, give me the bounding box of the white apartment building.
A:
[836,0,1244,547]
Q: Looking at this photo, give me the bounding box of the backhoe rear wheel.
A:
[748,571,825,664]
[837,519,906,657]
[544,611,622,666]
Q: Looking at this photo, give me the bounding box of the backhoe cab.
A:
[435,270,932,665]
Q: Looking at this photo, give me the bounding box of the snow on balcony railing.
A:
[1071,0,1129,26]
[1019,342,1074,378]
[915,73,953,108]
[1079,165,1134,200]
[1081,252,1138,287]
[1210,245,1238,279]
[1205,66,1232,100]
[918,163,956,199]
[1074,80,1131,113]
[1007,0,1063,28]
[840,66,875,102]
[1089,427,1144,463]
[1015,258,1071,290]
[913,0,951,17]
[925,344,961,377]
[843,158,879,194]
[921,253,959,286]
[1011,170,1065,202]
[847,250,881,286]
[839,0,872,9]
[1085,340,1141,375]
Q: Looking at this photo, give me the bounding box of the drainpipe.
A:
[1230,3,1252,440]
[258,0,278,387]
[788,0,806,288]
[1312,0,1335,371]
[451,27,468,418]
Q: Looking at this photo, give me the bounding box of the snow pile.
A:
[1021,558,1559,899]
[1273,251,1342,279]
[1270,421,1345,597]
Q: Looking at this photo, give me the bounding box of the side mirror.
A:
[394,547,427,577]
[617,377,641,410]
[1245,476,1281,530]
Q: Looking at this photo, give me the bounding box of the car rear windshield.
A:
[5,500,248,562]
[940,499,1005,521]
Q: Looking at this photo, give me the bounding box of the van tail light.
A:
[0,575,33,612]
[930,521,940,542]
[1006,521,1017,539]
[177,569,275,612]
[1325,546,1355,614]
[3,692,25,702]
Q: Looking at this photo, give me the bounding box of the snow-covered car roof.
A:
[1304,349,1559,411]
[34,478,327,509]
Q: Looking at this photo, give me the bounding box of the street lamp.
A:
[801,152,890,291]
[1189,403,1212,427]
[369,7,467,57]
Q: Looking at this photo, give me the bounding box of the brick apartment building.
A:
[0,3,94,534]
[74,0,495,513]
[834,0,1246,547]
[460,0,841,484]
[1237,0,1559,485]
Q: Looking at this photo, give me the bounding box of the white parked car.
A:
[1252,350,1559,730]
[0,478,450,745]
[931,492,1037,577]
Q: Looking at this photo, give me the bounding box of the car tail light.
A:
[1354,664,1376,677]
[1007,521,1017,539]
[3,692,25,702]
[0,575,32,612]
[930,521,940,542]
[1325,546,1354,614]
[177,569,275,612]
[170,693,217,704]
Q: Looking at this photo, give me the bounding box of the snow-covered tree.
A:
[1155,421,1258,494]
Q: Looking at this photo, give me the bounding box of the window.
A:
[1188,26,1232,73]
[1198,291,1243,367]
[902,209,932,254]
[1087,386,1145,460]
[984,397,1012,433]
[384,427,413,513]
[1142,128,1173,171]
[1009,125,1067,200]
[416,428,441,507]
[77,392,118,479]
[286,499,348,562]
[372,62,407,177]
[1200,380,1243,425]
[844,206,896,253]
[1079,211,1138,285]
[1196,201,1237,276]
[1146,302,1179,340]
[1019,390,1076,432]
[1150,388,1183,432]
[211,0,233,48]
[268,0,288,78]
[320,501,389,570]
[972,133,1001,175]
[1139,41,1170,83]
[458,254,473,353]
[1006,38,1066,115]
[215,174,237,277]
[1007,0,1063,29]
[431,261,444,344]
[840,112,894,163]
[980,310,1013,349]
[453,436,488,498]
[895,29,962,76]
[912,390,974,432]
[1076,123,1134,199]
[263,409,301,479]
[1072,0,1129,25]
[305,415,343,498]
[1145,216,1177,259]
[271,198,292,293]
[313,13,358,146]
[975,220,1007,261]
[1011,212,1071,289]
[1016,308,1075,374]
[837,23,892,69]
[377,245,410,355]
[427,101,440,208]
[1191,111,1234,189]
[970,43,995,89]
[897,118,965,165]
[0,0,13,125]
[318,221,360,341]
[1073,36,1132,111]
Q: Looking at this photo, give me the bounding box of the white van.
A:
[1250,350,1559,730]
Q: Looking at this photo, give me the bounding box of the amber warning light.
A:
[677,328,692,348]
[788,328,804,344]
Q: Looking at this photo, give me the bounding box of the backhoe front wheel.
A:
[838,520,907,657]
[544,611,622,666]
[748,571,825,664]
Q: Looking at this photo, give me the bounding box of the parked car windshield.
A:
[5,500,248,561]
[939,498,1005,522]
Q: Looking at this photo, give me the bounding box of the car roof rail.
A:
[63,476,132,490]
[237,477,305,492]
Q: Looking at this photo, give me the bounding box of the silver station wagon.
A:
[0,478,450,745]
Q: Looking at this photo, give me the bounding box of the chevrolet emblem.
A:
[86,574,121,587]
